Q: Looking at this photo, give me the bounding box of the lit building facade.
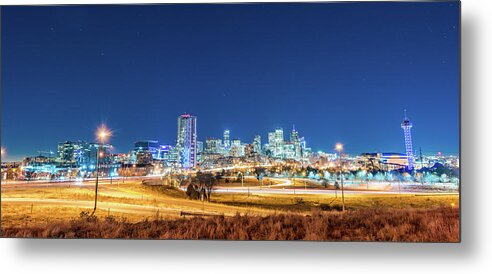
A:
[57,141,111,168]
[266,127,309,160]
[132,140,159,164]
[176,113,197,169]
[360,152,409,171]
[205,138,223,154]
[196,141,204,154]
[253,135,262,154]
[58,141,86,167]
[223,130,230,151]
[158,145,178,164]
[230,139,244,157]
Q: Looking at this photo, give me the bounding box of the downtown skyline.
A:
[1,111,453,162]
[1,2,460,160]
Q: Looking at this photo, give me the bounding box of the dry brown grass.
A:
[211,192,459,212]
[1,207,459,242]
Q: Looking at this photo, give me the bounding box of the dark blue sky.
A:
[1,2,459,161]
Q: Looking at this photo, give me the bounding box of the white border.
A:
[2,0,492,273]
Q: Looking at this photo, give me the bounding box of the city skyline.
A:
[1,2,459,160]
[1,110,456,163]
[0,109,458,162]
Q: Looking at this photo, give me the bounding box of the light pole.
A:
[92,124,111,215]
[238,171,244,188]
[292,171,295,195]
[335,143,345,212]
[1,147,6,186]
[109,156,113,185]
[303,171,307,190]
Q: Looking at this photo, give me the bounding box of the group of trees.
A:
[184,168,270,201]
[183,162,458,202]
[248,163,459,185]
[185,171,221,202]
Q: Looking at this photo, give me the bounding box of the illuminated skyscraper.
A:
[273,128,285,158]
[196,141,204,154]
[253,135,262,154]
[176,113,197,169]
[58,140,86,166]
[57,141,110,168]
[223,130,230,151]
[274,128,284,144]
[205,138,222,154]
[132,140,159,165]
[401,110,414,170]
[268,132,276,146]
[290,126,302,161]
[290,126,299,143]
[230,139,244,157]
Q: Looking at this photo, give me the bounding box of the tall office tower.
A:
[176,113,197,169]
[57,140,111,167]
[268,132,276,146]
[58,140,86,166]
[223,129,231,151]
[196,141,204,164]
[244,144,255,158]
[157,145,175,162]
[86,143,112,166]
[132,140,159,165]
[133,140,160,159]
[205,138,223,154]
[230,139,243,157]
[274,128,284,158]
[253,135,262,154]
[267,132,276,157]
[290,126,302,161]
[274,128,284,144]
[290,126,299,143]
[196,141,204,154]
[401,110,414,170]
[299,136,306,150]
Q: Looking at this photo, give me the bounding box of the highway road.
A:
[2,176,458,196]
[211,186,459,196]
[2,197,184,216]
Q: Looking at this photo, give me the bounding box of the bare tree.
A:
[194,171,217,202]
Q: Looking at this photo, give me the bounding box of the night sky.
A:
[1,2,460,161]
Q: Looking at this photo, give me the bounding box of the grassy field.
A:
[2,206,459,242]
[1,179,459,241]
[1,181,275,227]
[210,192,459,212]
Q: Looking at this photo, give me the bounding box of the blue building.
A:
[176,113,197,169]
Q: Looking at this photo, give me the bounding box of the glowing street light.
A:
[96,124,112,143]
[335,143,343,152]
[92,124,112,215]
[335,142,345,212]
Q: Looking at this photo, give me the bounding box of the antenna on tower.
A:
[401,109,414,171]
